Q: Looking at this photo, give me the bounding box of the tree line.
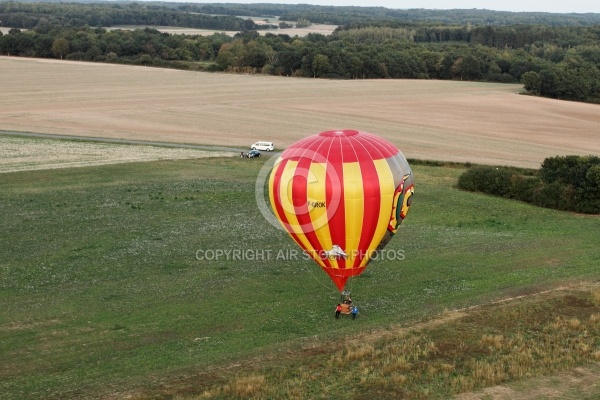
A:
[1,2,600,103]
[0,2,274,31]
[146,3,600,27]
[457,156,600,214]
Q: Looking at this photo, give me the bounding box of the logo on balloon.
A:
[307,201,326,208]
[387,174,414,234]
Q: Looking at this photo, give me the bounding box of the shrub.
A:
[507,173,539,203]
[457,166,518,198]
[540,155,600,213]
[458,156,600,214]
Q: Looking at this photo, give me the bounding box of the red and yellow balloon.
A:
[268,130,414,292]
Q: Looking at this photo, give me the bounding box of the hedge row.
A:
[457,156,600,214]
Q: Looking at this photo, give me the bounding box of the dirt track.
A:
[1,56,599,168]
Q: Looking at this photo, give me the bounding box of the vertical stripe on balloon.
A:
[268,130,413,292]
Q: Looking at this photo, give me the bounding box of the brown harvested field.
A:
[1,56,599,169]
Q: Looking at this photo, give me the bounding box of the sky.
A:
[202,0,600,14]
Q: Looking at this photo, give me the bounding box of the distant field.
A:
[106,15,338,37]
[2,56,600,168]
[3,18,337,37]
[106,23,338,37]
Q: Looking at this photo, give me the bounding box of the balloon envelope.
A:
[268,130,414,291]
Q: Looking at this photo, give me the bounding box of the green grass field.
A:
[1,156,599,399]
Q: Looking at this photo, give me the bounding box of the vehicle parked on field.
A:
[251,141,274,151]
[246,149,261,158]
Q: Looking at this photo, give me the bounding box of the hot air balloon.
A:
[268,130,414,292]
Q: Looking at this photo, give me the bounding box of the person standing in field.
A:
[351,306,358,319]
[335,304,342,319]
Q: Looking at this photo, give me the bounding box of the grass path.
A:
[456,363,600,400]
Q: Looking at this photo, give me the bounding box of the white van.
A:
[251,141,274,151]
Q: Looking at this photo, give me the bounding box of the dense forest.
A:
[1,1,600,103]
[188,3,600,27]
[0,2,275,30]
[7,1,600,27]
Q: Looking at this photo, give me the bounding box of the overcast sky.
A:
[199,1,600,14]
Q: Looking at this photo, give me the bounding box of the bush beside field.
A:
[457,155,600,214]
